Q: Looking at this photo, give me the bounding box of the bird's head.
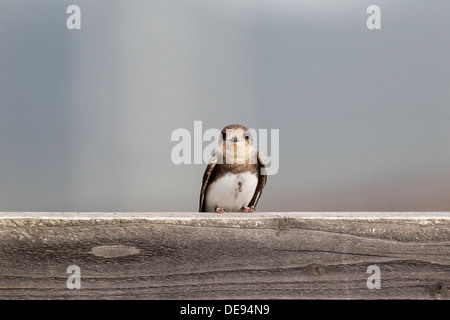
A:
[218,124,256,164]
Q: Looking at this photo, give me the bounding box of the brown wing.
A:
[248,152,267,208]
[199,156,217,212]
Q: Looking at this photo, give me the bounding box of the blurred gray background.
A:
[1,0,449,212]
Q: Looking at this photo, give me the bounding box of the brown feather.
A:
[199,157,217,212]
[248,151,267,208]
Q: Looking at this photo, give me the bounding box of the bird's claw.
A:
[215,207,226,214]
[240,206,256,213]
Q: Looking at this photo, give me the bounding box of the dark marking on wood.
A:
[276,217,292,235]
[433,281,447,299]
[308,264,325,277]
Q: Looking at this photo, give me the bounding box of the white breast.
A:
[205,172,258,212]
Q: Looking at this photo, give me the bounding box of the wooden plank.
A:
[0,212,448,299]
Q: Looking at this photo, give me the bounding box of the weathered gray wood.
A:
[0,212,448,299]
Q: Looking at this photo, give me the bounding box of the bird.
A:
[199,124,267,213]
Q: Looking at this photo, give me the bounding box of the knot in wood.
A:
[433,281,447,296]
[308,264,325,276]
[276,217,292,232]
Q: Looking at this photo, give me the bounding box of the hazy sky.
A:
[1,1,449,212]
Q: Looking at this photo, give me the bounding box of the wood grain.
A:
[0,212,448,299]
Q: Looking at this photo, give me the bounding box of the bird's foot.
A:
[240,206,256,213]
[215,207,226,214]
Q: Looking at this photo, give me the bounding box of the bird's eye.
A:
[222,132,226,140]
[244,134,250,141]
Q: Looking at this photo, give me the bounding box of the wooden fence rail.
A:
[0,212,449,299]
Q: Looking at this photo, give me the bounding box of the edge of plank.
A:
[0,211,449,220]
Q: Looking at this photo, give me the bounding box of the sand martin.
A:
[199,124,267,213]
